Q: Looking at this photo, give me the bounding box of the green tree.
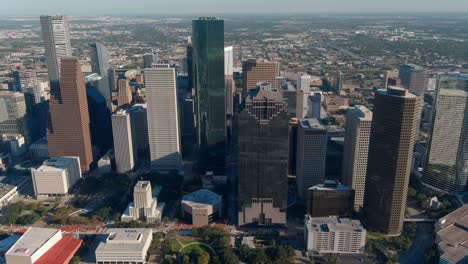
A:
[95,207,112,221]
[70,256,81,264]
[327,255,342,264]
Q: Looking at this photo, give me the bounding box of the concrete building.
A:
[383,70,399,89]
[181,189,222,227]
[48,57,93,173]
[364,86,420,235]
[97,149,113,174]
[307,180,355,217]
[238,87,289,226]
[304,215,366,254]
[435,204,468,264]
[423,73,468,194]
[0,91,28,142]
[40,15,72,82]
[296,119,327,199]
[19,69,43,104]
[145,64,181,172]
[242,59,280,92]
[0,183,19,209]
[121,181,163,223]
[112,109,136,173]
[399,64,427,96]
[342,106,372,210]
[297,73,312,91]
[5,227,82,264]
[128,104,149,158]
[117,79,132,108]
[225,75,235,116]
[224,46,233,76]
[31,156,81,198]
[29,138,48,162]
[95,228,153,264]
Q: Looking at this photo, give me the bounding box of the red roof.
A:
[35,234,82,264]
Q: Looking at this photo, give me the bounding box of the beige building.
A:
[242,59,279,92]
[435,204,468,264]
[117,79,132,108]
[31,156,81,198]
[112,109,136,173]
[342,105,372,210]
[181,189,222,227]
[304,215,366,254]
[121,181,163,223]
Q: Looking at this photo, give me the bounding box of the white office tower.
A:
[121,181,164,223]
[40,15,72,81]
[297,73,312,91]
[225,75,235,116]
[145,64,181,172]
[296,119,327,199]
[224,46,234,76]
[31,156,81,198]
[112,109,136,173]
[304,215,366,254]
[342,106,372,210]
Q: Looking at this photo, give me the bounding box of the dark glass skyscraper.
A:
[192,17,225,173]
[423,73,468,194]
[90,42,112,111]
[237,87,289,226]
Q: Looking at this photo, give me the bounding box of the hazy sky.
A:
[1,0,468,15]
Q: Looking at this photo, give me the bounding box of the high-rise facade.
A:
[342,105,372,210]
[90,42,111,110]
[129,104,149,159]
[145,65,181,172]
[297,73,311,91]
[296,118,327,199]
[224,46,233,76]
[238,88,289,226]
[112,109,136,173]
[40,15,72,82]
[143,53,154,68]
[242,59,280,93]
[117,79,132,108]
[364,86,420,235]
[48,57,93,173]
[0,91,29,141]
[399,64,427,96]
[18,69,42,104]
[192,17,226,173]
[422,73,468,194]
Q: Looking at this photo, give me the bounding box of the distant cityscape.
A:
[0,12,466,264]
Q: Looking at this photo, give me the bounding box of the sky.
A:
[1,0,468,16]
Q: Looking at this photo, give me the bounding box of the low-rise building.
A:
[307,180,355,217]
[121,181,164,223]
[95,228,153,264]
[304,215,366,254]
[435,204,468,264]
[0,183,18,209]
[181,189,222,227]
[31,157,81,198]
[29,137,49,162]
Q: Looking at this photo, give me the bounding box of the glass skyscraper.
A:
[90,42,112,111]
[423,73,468,194]
[192,17,226,173]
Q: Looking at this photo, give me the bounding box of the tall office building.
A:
[297,73,312,91]
[186,43,193,91]
[225,75,235,116]
[86,81,113,155]
[143,53,154,68]
[18,69,42,104]
[112,109,136,173]
[224,46,233,76]
[296,118,327,199]
[145,64,181,172]
[399,64,427,96]
[90,42,111,110]
[242,59,280,92]
[192,17,226,173]
[238,87,289,226]
[342,105,372,210]
[383,70,399,89]
[364,86,420,235]
[307,92,324,119]
[0,91,29,141]
[129,104,149,159]
[422,73,468,194]
[40,15,72,82]
[48,57,93,173]
[117,79,132,108]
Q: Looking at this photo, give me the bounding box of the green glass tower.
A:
[192,17,226,173]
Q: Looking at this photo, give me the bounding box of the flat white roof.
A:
[6,227,60,257]
[96,228,152,253]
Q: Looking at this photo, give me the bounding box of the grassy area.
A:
[181,243,210,254]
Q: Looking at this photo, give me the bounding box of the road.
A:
[398,223,434,264]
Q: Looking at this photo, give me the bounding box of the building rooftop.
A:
[309,180,353,191]
[34,234,82,264]
[300,118,326,131]
[182,189,222,208]
[35,157,77,172]
[134,181,151,191]
[305,216,364,233]
[378,86,417,98]
[436,204,468,264]
[6,227,61,257]
[0,183,16,197]
[96,228,152,253]
[350,105,372,120]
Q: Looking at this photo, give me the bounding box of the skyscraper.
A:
[297,73,311,91]
[117,79,132,108]
[0,91,29,141]
[342,105,372,210]
[238,87,289,226]
[48,57,93,173]
[364,86,420,235]
[145,64,181,172]
[422,73,468,194]
[90,42,111,110]
[129,104,149,159]
[112,109,136,173]
[40,15,72,82]
[399,64,427,96]
[143,53,154,69]
[242,59,280,93]
[192,17,226,173]
[186,43,193,92]
[296,118,327,199]
[224,46,234,76]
